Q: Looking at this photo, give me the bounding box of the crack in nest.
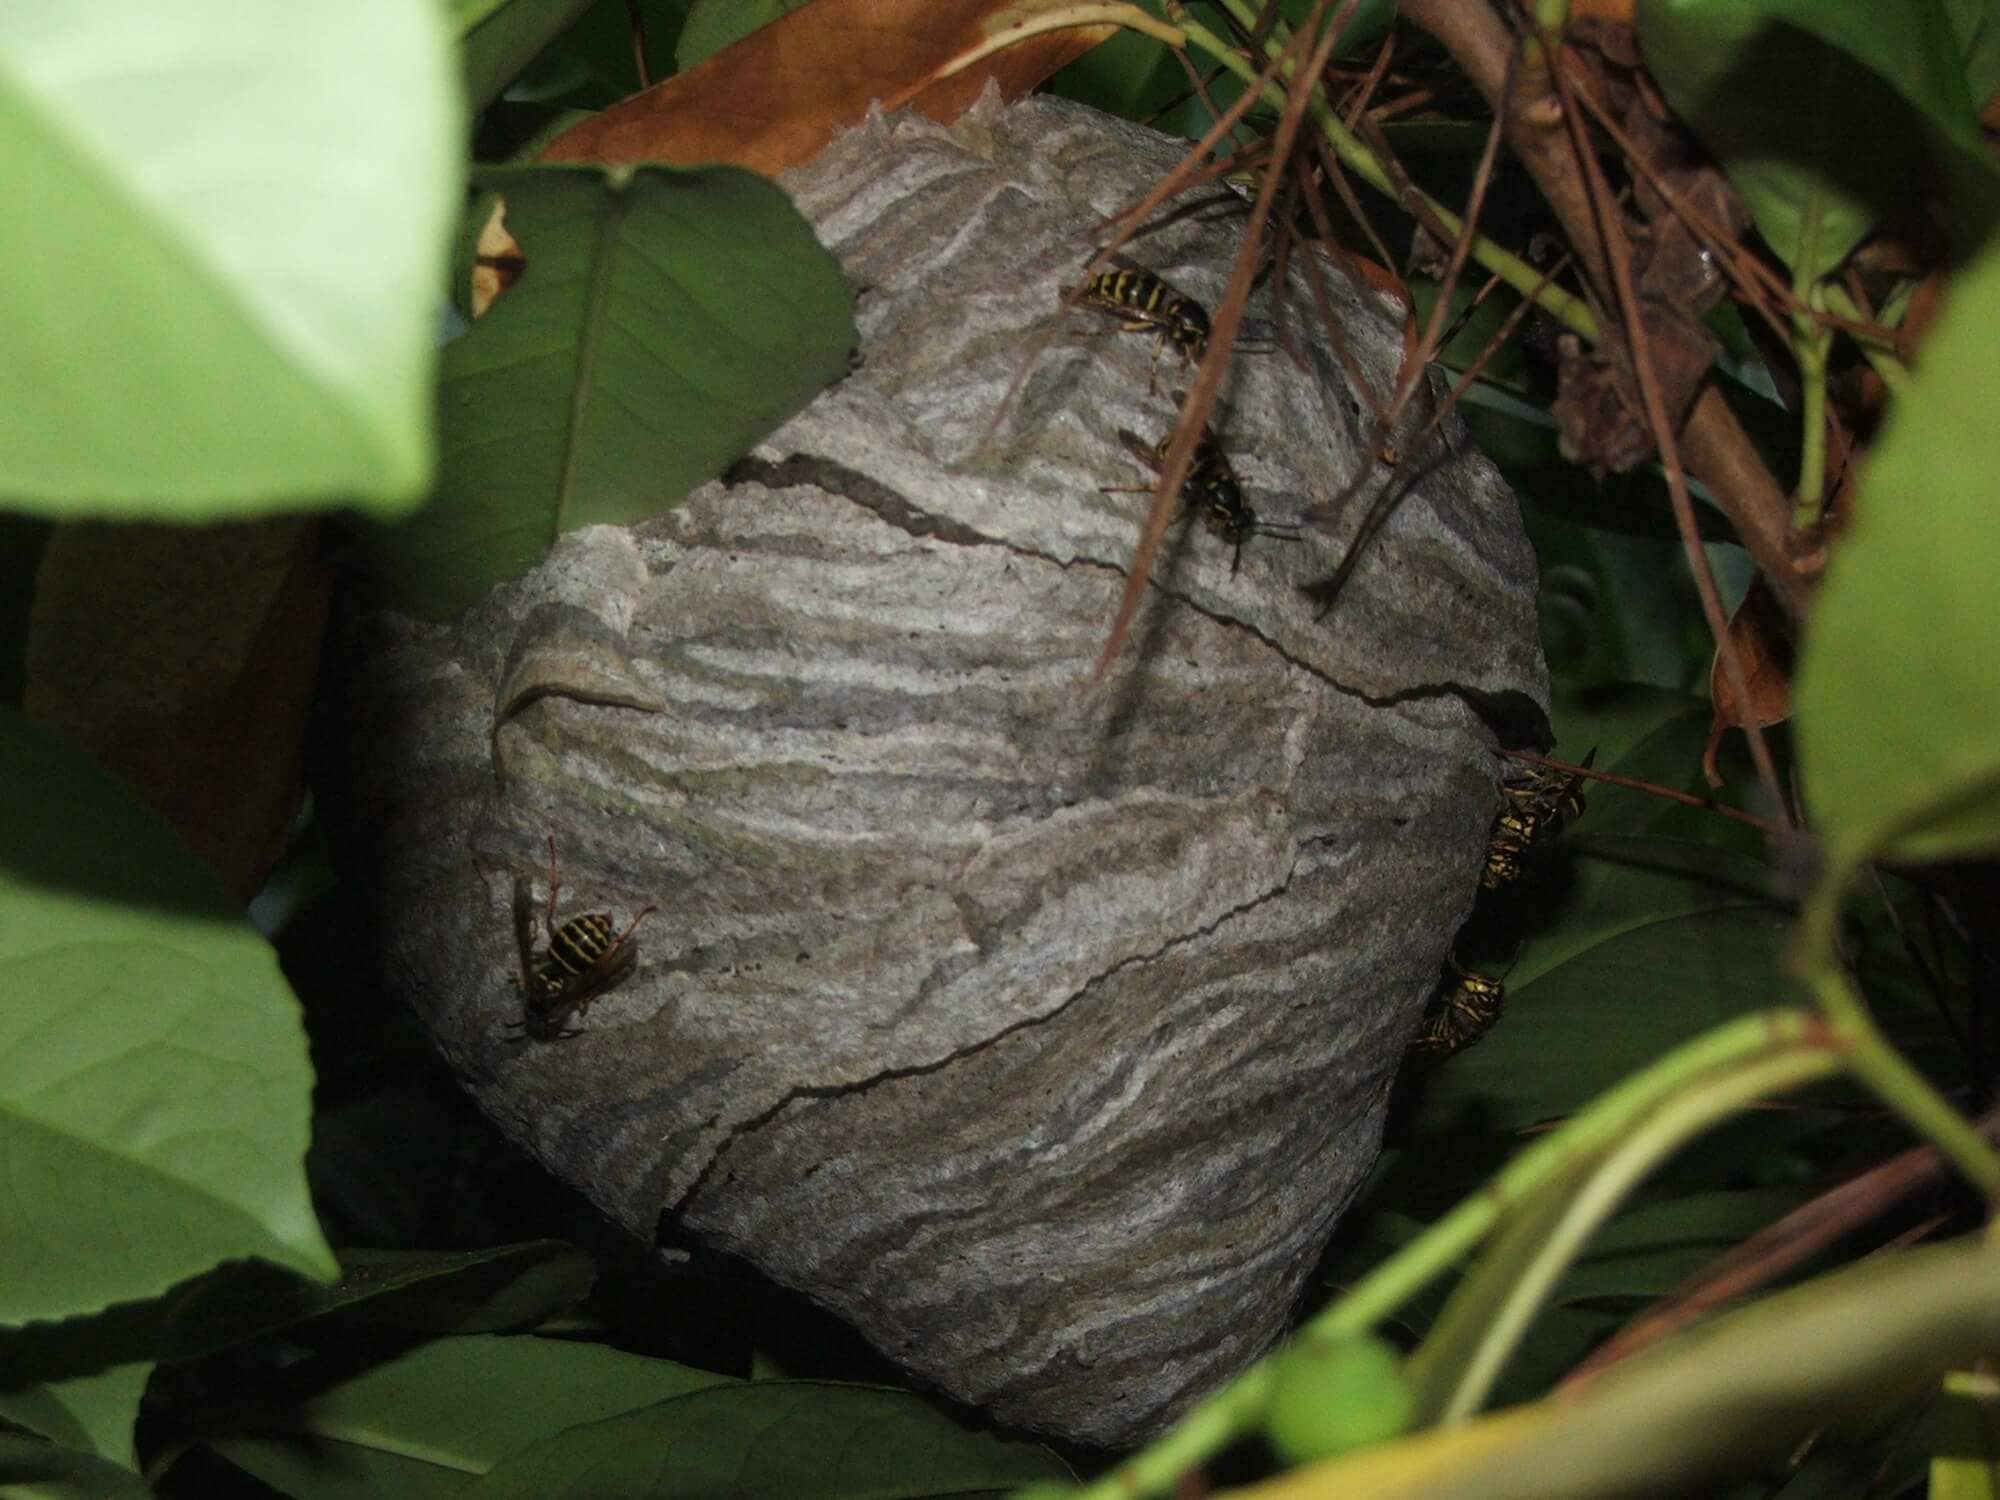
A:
[731,452,1494,717]
[659,842,1305,1226]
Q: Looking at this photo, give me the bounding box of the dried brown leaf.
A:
[1703,574,1793,787]
[25,520,330,901]
[539,0,1115,175]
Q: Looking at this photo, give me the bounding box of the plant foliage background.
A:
[2,0,1997,1497]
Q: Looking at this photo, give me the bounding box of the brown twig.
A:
[1399,94,1506,407]
[1537,23,1792,828]
[1502,747,1789,836]
[625,0,651,90]
[1396,0,1812,620]
[1094,0,1356,674]
[1559,1106,1999,1388]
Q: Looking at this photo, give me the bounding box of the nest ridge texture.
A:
[327,91,1548,1443]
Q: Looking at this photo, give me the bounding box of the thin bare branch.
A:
[1502,748,1788,836]
[1397,0,1812,618]
[1560,1106,1999,1386]
[1543,28,1792,826]
[1095,0,1356,673]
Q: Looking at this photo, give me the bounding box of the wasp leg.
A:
[543,833,563,946]
[511,874,541,999]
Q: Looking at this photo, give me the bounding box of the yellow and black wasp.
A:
[509,835,657,1042]
[1504,754,1590,823]
[1111,427,1305,573]
[1481,750,1594,890]
[1410,960,1505,1059]
[1075,262,1211,394]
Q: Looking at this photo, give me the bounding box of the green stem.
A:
[1312,1011,1813,1339]
[1211,0,1289,51]
[1814,969,2000,1198]
[1819,280,1914,402]
[1166,6,1598,343]
[1065,1010,1817,1500]
[1431,1046,1840,1421]
[1798,855,2000,1200]
[1791,302,1831,529]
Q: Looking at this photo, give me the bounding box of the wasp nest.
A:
[328,91,1547,1444]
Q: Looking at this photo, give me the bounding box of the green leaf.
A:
[364,163,856,619]
[0,1363,150,1469]
[1041,5,1190,130]
[0,711,334,1324]
[1636,0,1993,280]
[1946,0,2000,102]
[327,1244,597,1334]
[460,0,604,112]
[1485,1187,1811,1407]
[1796,241,2000,868]
[1415,835,1796,1136]
[476,0,694,116]
[676,0,811,70]
[466,1381,1073,1498]
[1553,1187,1806,1307]
[214,1335,738,1500]
[0,1431,155,1500]
[0,1,459,517]
[0,1242,591,1414]
[1545,687,1770,855]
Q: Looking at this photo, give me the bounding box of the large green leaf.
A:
[1796,241,2000,869]
[326,1244,597,1334]
[467,0,694,116]
[675,0,811,70]
[1637,0,1995,280]
[1542,687,1772,857]
[1415,835,1795,1137]
[214,1335,737,1500]
[457,0,602,112]
[0,1362,151,1470]
[365,163,856,618]
[0,1239,593,1452]
[0,1,459,516]
[0,1432,155,1500]
[466,1380,1071,1498]
[0,712,335,1324]
[1551,1186,1808,1309]
[1486,1187,1811,1405]
[1947,0,2000,100]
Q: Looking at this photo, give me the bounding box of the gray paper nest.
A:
[327,91,1548,1443]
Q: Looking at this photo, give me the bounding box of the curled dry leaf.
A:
[1704,574,1792,788]
[25,520,329,900]
[1547,24,1741,474]
[538,0,1116,176]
